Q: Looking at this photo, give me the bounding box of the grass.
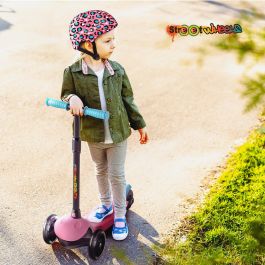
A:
[110,245,135,265]
[154,116,265,265]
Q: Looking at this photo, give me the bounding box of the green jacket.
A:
[60,59,146,143]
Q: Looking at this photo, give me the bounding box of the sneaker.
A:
[112,218,128,241]
[88,204,113,223]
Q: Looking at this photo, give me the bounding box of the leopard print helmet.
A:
[69,10,118,60]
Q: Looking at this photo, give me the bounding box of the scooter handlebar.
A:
[45,98,109,120]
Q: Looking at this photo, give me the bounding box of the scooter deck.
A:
[85,199,131,233]
[85,212,114,233]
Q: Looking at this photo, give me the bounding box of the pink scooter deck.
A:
[54,205,124,242]
[85,211,114,233]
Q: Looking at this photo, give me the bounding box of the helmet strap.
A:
[78,42,100,60]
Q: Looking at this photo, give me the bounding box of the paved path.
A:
[0,1,263,264]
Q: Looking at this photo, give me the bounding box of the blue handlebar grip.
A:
[83,106,109,120]
[45,98,109,120]
[46,98,69,110]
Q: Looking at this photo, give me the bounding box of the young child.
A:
[60,10,149,240]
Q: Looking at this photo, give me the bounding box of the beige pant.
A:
[87,139,127,218]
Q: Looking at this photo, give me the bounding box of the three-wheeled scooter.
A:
[42,98,134,259]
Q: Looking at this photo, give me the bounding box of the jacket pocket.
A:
[74,75,100,107]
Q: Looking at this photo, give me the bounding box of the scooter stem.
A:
[72,115,81,218]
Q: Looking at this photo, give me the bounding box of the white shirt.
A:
[94,67,113,144]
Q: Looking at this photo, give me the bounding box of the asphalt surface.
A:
[0,1,264,265]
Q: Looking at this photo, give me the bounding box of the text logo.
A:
[166,23,242,41]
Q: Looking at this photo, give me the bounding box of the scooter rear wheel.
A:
[88,229,106,260]
[43,214,58,244]
[126,189,134,210]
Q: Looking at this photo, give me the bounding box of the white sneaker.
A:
[88,205,113,223]
[112,218,128,240]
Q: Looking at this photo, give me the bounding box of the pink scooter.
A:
[43,98,134,259]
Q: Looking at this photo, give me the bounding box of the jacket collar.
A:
[71,58,118,79]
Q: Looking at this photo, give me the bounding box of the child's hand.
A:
[138,127,149,144]
[69,95,84,116]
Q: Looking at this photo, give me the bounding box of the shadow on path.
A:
[205,0,265,19]
[0,18,12,32]
[0,4,15,32]
[0,4,15,13]
[50,211,161,265]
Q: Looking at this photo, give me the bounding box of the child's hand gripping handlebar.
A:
[45,98,109,120]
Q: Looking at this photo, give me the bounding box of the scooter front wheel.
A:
[88,229,106,260]
[43,214,58,244]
